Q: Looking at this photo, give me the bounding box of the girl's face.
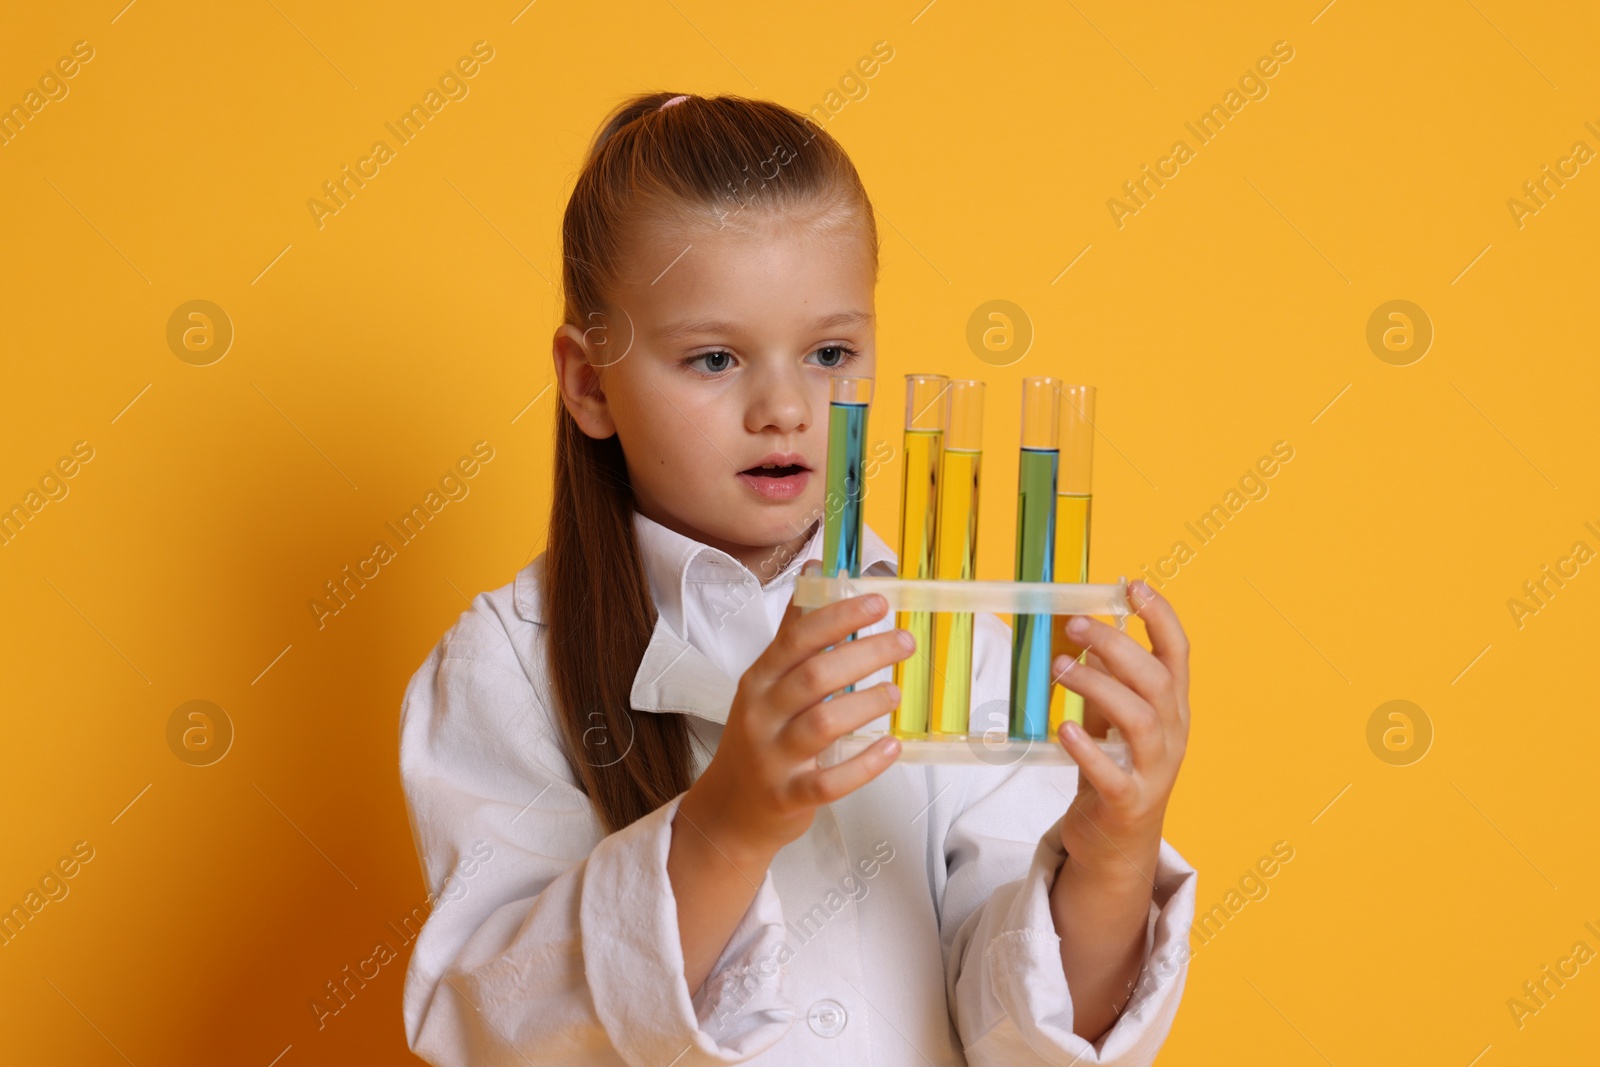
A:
[553,210,877,578]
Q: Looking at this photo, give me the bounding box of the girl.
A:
[399,91,1195,1066]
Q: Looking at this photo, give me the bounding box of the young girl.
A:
[399,91,1196,1066]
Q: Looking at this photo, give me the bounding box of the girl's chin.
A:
[727,510,819,543]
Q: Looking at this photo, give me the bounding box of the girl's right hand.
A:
[678,591,913,866]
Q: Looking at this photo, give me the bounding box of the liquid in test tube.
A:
[1049,385,1096,734]
[930,381,984,736]
[891,375,949,738]
[1009,378,1060,742]
[821,376,873,693]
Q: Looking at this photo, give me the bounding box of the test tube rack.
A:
[812,374,1113,767]
[813,373,1116,768]
[796,566,1134,769]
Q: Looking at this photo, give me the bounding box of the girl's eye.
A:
[686,350,736,374]
[807,344,859,368]
[685,345,860,374]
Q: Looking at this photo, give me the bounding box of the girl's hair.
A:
[547,91,880,835]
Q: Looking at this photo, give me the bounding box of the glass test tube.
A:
[1049,385,1097,734]
[891,375,949,738]
[822,376,873,693]
[930,381,984,736]
[1009,378,1060,741]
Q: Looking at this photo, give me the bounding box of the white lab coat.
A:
[399,511,1197,1066]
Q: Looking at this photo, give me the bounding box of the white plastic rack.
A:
[795,565,1134,768]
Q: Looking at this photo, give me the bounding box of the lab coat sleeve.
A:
[398,604,796,1066]
[938,614,1199,1065]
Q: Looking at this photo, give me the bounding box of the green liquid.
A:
[1009,448,1057,740]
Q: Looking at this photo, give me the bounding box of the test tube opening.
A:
[1058,384,1096,495]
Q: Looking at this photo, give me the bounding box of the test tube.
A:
[821,376,873,581]
[1009,378,1060,741]
[891,375,949,737]
[930,381,984,736]
[1049,385,1097,734]
[822,376,873,693]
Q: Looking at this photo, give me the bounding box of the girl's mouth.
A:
[744,463,805,478]
[737,463,810,500]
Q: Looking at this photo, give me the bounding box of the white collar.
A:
[515,509,899,724]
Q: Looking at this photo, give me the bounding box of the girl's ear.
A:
[552,323,617,439]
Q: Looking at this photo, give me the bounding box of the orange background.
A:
[3,1,1598,1063]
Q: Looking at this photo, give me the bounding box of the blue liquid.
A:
[1009,448,1058,740]
[823,401,869,580]
[822,400,869,693]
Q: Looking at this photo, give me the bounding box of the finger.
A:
[1129,580,1190,696]
[1085,647,1189,762]
[1057,720,1136,806]
[1052,654,1165,772]
[778,682,902,758]
[1061,614,1175,720]
[771,628,915,712]
[1079,649,1111,738]
[791,735,902,806]
[758,592,891,682]
[1059,646,1124,739]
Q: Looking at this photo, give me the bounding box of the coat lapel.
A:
[628,615,739,725]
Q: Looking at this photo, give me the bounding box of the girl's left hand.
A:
[1053,579,1190,881]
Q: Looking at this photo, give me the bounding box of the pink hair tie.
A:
[659,94,690,110]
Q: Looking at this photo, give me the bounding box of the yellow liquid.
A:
[892,430,942,736]
[1049,493,1092,732]
[930,449,980,735]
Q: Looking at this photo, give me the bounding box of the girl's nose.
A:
[745,364,814,434]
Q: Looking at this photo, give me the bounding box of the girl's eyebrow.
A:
[653,309,874,342]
